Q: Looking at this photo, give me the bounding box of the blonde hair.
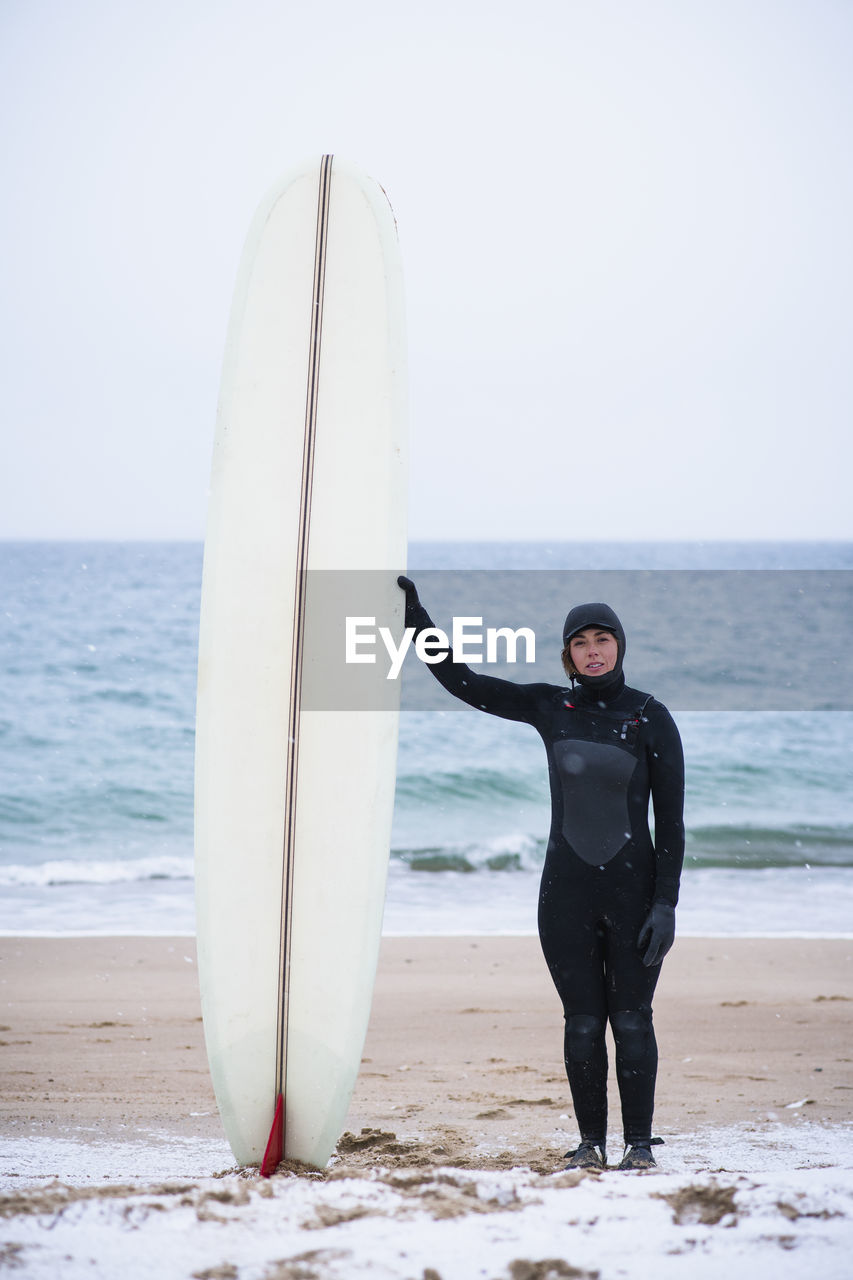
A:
[561,645,578,679]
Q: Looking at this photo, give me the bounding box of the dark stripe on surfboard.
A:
[274,153,333,1131]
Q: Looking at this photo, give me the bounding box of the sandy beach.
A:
[2,935,851,1157]
[2,935,852,1277]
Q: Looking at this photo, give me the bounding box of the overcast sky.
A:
[2,0,851,542]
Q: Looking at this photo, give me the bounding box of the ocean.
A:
[1,540,851,937]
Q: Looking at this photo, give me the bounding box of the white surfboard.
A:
[194,155,406,1171]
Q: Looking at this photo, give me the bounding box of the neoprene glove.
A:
[397,575,422,628]
[638,901,676,967]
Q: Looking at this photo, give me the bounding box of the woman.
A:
[397,576,685,1171]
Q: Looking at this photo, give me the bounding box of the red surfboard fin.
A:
[260,1094,283,1177]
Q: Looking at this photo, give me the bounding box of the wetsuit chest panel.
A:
[553,738,638,866]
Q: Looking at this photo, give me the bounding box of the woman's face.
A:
[568,628,619,677]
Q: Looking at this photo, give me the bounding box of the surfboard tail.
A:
[260,1094,284,1177]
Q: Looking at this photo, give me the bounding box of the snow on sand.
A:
[2,1122,852,1280]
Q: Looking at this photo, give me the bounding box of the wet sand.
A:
[1,935,851,1171]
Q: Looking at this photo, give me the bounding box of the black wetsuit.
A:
[404,598,685,1148]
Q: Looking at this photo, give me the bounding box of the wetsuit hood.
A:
[562,602,626,694]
